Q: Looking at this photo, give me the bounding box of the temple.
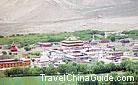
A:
[10,43,18,55]
[0,59,30,69]
[61,36,84,49]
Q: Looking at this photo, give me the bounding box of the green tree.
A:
[24,47,31,51]
[57,64,68,74]
[43,66,57,75]
[110,36,116,42]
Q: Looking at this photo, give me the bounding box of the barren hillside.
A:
[0,0,138,35]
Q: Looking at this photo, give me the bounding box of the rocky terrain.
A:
[0,0,138,35]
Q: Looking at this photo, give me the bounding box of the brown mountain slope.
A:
[0,0,138,35]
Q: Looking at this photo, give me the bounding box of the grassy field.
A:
[0,72,126,85]
[0,30,137,47]
[0,76,77,85]
[0,30,103,45]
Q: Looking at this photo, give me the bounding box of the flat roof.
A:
[0,59,30,63]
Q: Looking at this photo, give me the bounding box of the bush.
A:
[24,47,31,51]
[2,51,7,55]
[42,66,57,75]
[4,68,23,77]
[108,36,116,42]
[4,61,138,77]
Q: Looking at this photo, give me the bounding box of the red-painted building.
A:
[0,59,31,69]
[10,44,18,53]
[99,40,110,43]
[37,43,53,47]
